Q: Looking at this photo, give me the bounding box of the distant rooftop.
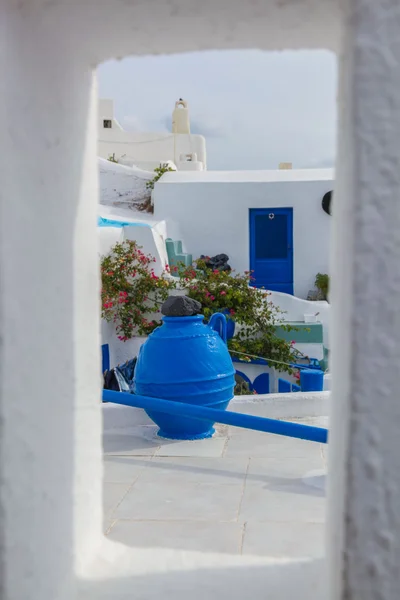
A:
[159,168,335,184]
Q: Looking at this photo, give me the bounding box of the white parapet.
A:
[8,1,400,600]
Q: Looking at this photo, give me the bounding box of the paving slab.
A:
[154,436,227,458]
[224,428,321,459]
[102,404,329,558]
[242,521,325,557]
[113,481,244,522]
[246,456,325,486]
[103,482,132,517]
[238,485,326,523]
[108,520,243,554]
[103,426,160,456]
[104,456,152,483]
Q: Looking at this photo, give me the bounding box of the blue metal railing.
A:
[103,389,328,444]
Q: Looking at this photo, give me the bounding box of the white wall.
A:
[98,98,206,171]
[2,15,102,597]
[268,291,331,348]
[98,133,206,172]
[97,108,205,173]
[154,170,333,299]
[98,210,169,272]
[9,1,400,600]
[327,2,400,599]
[99,157,153,206]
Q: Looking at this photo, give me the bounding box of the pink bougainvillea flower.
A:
[220,290,227,296]
[210,295,215,301]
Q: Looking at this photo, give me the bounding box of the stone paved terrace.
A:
[103,396,328,558]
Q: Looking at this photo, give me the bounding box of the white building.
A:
[154,168,334,299]
[98,98,207,171]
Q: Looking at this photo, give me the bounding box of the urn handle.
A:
[208,313,227,344]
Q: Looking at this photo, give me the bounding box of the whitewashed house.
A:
[154,168,334,298]
[98,98,207,171]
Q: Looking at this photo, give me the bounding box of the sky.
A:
[97,50,337,171]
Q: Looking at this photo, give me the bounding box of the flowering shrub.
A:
[101,240,175,339]
[101,247,298,375]
[177,258,298,374]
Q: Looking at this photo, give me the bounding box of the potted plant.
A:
[315,273,330,302]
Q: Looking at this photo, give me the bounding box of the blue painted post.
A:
[103,389,328,444]
[300,369,324,392]
[278,379,291,393]
[101,344,110,373]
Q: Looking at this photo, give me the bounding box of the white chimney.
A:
[172,99,190,134]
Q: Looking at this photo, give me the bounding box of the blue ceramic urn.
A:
[134,313,235,439]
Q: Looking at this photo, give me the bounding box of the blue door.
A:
[249,208,293,294]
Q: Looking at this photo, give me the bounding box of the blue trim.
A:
[102,344,110,373]
[253,373,270,394]
[98,216,151,228]
[279,379,301,393]
[103,389,328,443]
[300,369,324,392]
[278,379,291,393]
[158,428,215,440]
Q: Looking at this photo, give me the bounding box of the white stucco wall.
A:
[98,207,169,271]
[98,157,153,207]
[268,291,331,348]
[154,170,334,299]
[98,132,206,172]
[7,1,400,600]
